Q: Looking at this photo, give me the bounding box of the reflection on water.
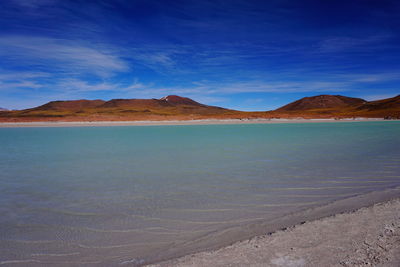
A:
[0,121,399,266]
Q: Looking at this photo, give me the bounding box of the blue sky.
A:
[0,0,399,110]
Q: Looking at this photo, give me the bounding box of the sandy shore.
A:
[0,118,389,127]
[148,190,400,267]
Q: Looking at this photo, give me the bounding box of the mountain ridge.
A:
[276,95,367,112]
[0,94,399,122]
[274,94,400,118]
[32,95,207,111]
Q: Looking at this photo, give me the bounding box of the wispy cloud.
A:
[55,79,117,93]
[0,36,129,77]
[317,35,392,53]
[0,80,42,90]
[10,0,57,8]
[0,71,48,91]
[52,78,146,94]
[343,72,400,83]
[198,81,349,94]
[121,46,193,75]
[138,52,176,68]
[0,71,49,81]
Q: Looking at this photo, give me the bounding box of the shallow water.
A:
[0,121,399,266]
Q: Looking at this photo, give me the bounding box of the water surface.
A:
[0,121,399,266]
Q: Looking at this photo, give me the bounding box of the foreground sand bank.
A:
[0,118,389,127]
[149,193,400,267]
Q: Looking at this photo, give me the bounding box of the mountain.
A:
[274,94,400,118]
[276,95,366,112]
[31,96,206,110]
[0,94,399,122]
[160,95,203,106]
[356,95,400,111]
[0,107,8,111]
[353,95,400,118]
[99,99,166,109]
[97,95,203,109]
[0,95,246,121]
[34,100,105,111]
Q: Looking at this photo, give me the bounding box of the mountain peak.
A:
[276,95,366,111]
[160,95,202,106]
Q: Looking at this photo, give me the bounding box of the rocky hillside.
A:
[276,95,366,111]
[274,94,400,118]
[0,95,246,121]
[1,94,399,122]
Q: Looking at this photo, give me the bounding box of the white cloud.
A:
[56,79,116,92]
[124,48,184,74]
[0,36,129,77]
[178,80,350,95]
[53,78,146,93]
[0,71,49,91]
[345,72,400,83]
[142,53,175,67]
[0,71,49,80]
[317,35,391,53]
[10,0,58,8]
[0,80,42,90]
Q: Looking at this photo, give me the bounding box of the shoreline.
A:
[0,117,393,128]
[145,186,400,266]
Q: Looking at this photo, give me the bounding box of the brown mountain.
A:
[0,94,399,122]
[98,99,167,109]
[276,95,366,111]
[160,95,203,106]
[0,95,246,121]
[98,95,204,109]
[34,99,106,111]
[274,94,400,118]
[353,95,400,118]
[356,95,400,111]
[0,107,8,111]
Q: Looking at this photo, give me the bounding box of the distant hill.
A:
[0,94,399,122]
[34,100,106,111]
[274,94,400,118]
[353,95,400,118]
[0,95,248,121]
[160,95,203,106]
[97,95,204,109]
[356,95,400,111]
[276,95,366,111]
[31,96,207,111]
[0,107,8,111]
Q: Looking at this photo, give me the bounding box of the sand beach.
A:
[149,189,400,267]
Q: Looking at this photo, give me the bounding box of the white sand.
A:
[149,198,400,267]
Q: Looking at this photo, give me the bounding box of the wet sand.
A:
[148,190,400,267]
[0,118,388,127]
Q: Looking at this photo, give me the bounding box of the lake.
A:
[0,121,399,266]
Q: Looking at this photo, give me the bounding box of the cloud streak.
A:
[0,36,129,77]
[10,0,57,8]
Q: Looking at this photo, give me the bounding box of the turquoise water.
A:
[0,122,399,266]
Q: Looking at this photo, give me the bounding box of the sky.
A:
[0,0,399,111]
